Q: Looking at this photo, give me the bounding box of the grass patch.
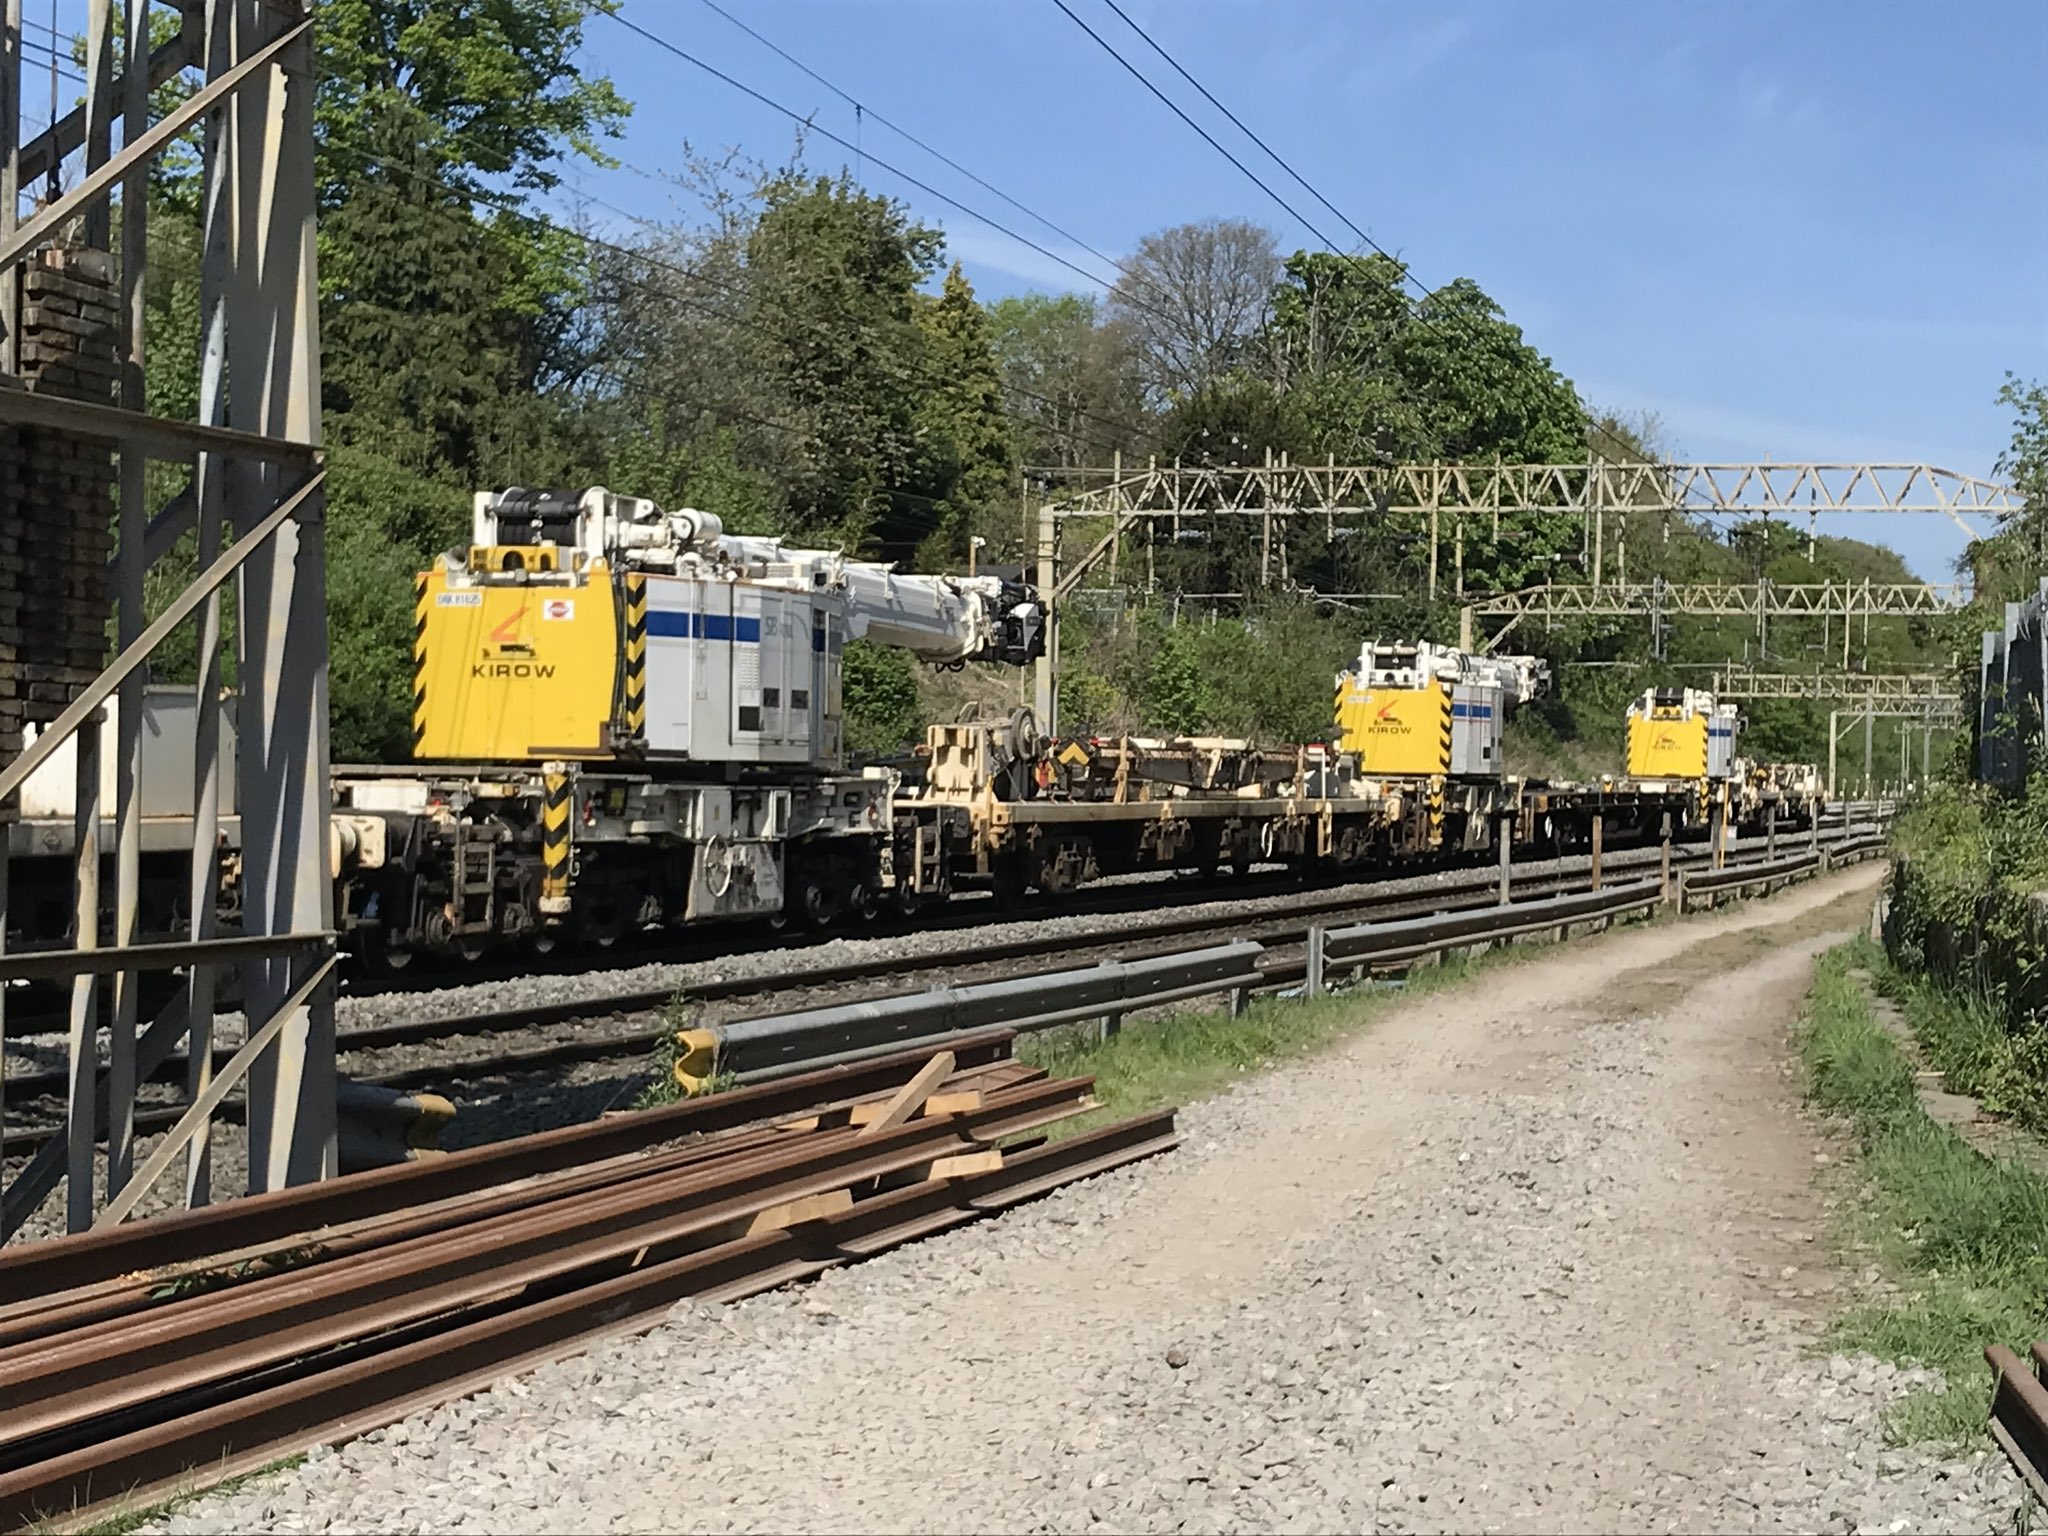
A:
[46,1456,306,1536]
[1017,943,1533,1135]
[1797,941,2048,1444]
[634,1019,741,1110]
[1870,960,2048,1138]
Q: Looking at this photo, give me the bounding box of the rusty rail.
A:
[0,1039,1177,1530]
[1987,1342,2048,1505]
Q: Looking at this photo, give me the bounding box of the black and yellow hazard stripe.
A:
[622,572,647,739]
[412,574,430,756]
[541,771,573,909]
[1427,774,1446,849]
[1435,683,1454,776]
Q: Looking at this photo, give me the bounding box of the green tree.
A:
[313,0,628,475]
[316,0,627,198]
[910,263,1017,567]
[841,641,924,757]
[1262,253,1590,594]
[320,98,517,474]
[323,447,473,761]
[987,292,1146,473]
[744,173,944,554]
[1968,375,2048,605]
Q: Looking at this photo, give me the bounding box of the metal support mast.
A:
[0,0,332,1241]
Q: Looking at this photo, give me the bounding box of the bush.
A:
[842,640,924,757]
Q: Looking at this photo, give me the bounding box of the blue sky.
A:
[558,0,2047,580]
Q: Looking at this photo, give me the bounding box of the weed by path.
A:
[1798,940,2048,1445]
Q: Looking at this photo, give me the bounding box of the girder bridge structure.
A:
[0,0,328,1241]
[1032,458,2018,732]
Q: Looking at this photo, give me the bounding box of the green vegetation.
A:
[1883,774,2048,1132]
[56,1455,306,1536]
[1874,955,2048,1139]
[1017,948,1526,1133]
[1798,940,2048,1444]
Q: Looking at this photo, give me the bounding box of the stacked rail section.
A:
[0,1037,1172,1530]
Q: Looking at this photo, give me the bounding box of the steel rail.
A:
[0,853,1654,1114]
[1987,1342,2048,1507]
[0,829,1878,1161]
[0,832,1811,1109]
[0,1033,1020,1300]
[662,838,1882,1091]
[0,1107,1176,1531]
[0,1058,1047,1353]
[0,1077,1095,1441]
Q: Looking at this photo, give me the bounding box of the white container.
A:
[18,686,239,821]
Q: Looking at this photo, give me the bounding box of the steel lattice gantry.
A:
[1708,666,1963,714]
[1042,458,2022,527]
[1462,579,1970,621]
[0,1,331,1240]
[1029,458,2014,731]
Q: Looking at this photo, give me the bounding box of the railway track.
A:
[2,828,1871,1158]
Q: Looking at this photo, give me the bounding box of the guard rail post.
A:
[1766,803,1777,859]
[1497,811,1513,905]
[1229,984,1250,1019]
[1305,925,1326,1000]
[1660,817,1674,907]
[1318,880,1663,980]
[1591,813,1604,893]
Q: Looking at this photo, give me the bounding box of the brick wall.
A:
[0,244,121,775]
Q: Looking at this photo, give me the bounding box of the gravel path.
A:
[144,860,2023,1536]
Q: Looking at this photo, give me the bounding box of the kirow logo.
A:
[471,662,558,680]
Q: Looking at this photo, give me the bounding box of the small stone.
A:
[1165,1344,1190,1369]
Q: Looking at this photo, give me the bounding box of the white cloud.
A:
[939,223,1119,294]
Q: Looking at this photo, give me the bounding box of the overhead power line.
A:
[688,0,1151,302]
[301,82,1163,459]
[667,0,1349,471]
[601,6,1201,336]
[1096,0,1420,298]
[1054,0,1647,465]
[649,0,1475,471]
